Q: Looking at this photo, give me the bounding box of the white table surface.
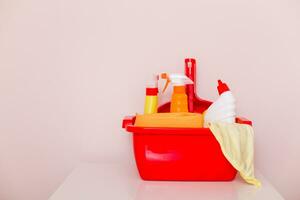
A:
[49,163,284,200]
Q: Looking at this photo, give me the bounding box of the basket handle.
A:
[122,116,136,129]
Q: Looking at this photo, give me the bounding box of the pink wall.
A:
[1,0,300,199]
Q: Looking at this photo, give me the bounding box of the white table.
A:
[49,163,284,200]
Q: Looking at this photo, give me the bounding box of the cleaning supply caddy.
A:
[122,58,253,181]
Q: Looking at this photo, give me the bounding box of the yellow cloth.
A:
[135,112,203,128]
[208,122,261,187]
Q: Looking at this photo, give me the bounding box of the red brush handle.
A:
[185,58,196,112]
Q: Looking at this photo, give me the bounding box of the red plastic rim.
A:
[126,125,213,135]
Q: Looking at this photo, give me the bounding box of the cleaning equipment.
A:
[208,122,261,187]
[161,73,193,113]
[122,58,253,181]
[204,80,236,127]
[185,58,196,112]
[144,75,159,114]
[135,112,204,128]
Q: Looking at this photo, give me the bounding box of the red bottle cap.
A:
[146,87,158,96]
[217,80,230,95]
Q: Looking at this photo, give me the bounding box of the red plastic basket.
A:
[122,58,252,181]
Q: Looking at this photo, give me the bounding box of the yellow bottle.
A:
[144,87,158,114]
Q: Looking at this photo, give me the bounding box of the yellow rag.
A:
[208,122,261,187]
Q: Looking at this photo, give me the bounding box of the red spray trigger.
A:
[217,80,230,95]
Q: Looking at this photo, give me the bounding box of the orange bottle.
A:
[171,86,188,112]
[161,73,194,113]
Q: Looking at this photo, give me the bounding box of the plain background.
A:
[1,0,300,199]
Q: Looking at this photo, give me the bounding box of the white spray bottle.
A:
[161,73,194,113]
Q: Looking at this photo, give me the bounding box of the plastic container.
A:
[144,75,159,114]
[160,73,194,113]
[122,58,252,181]
[204,80,236,126]
[144,87,158,114]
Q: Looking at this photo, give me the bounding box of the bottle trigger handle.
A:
[161,73,170,93]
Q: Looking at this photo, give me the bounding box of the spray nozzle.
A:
[160,73,193,93]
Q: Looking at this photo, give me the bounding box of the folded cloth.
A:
[134,112,203,128]
[208,122,261,187]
